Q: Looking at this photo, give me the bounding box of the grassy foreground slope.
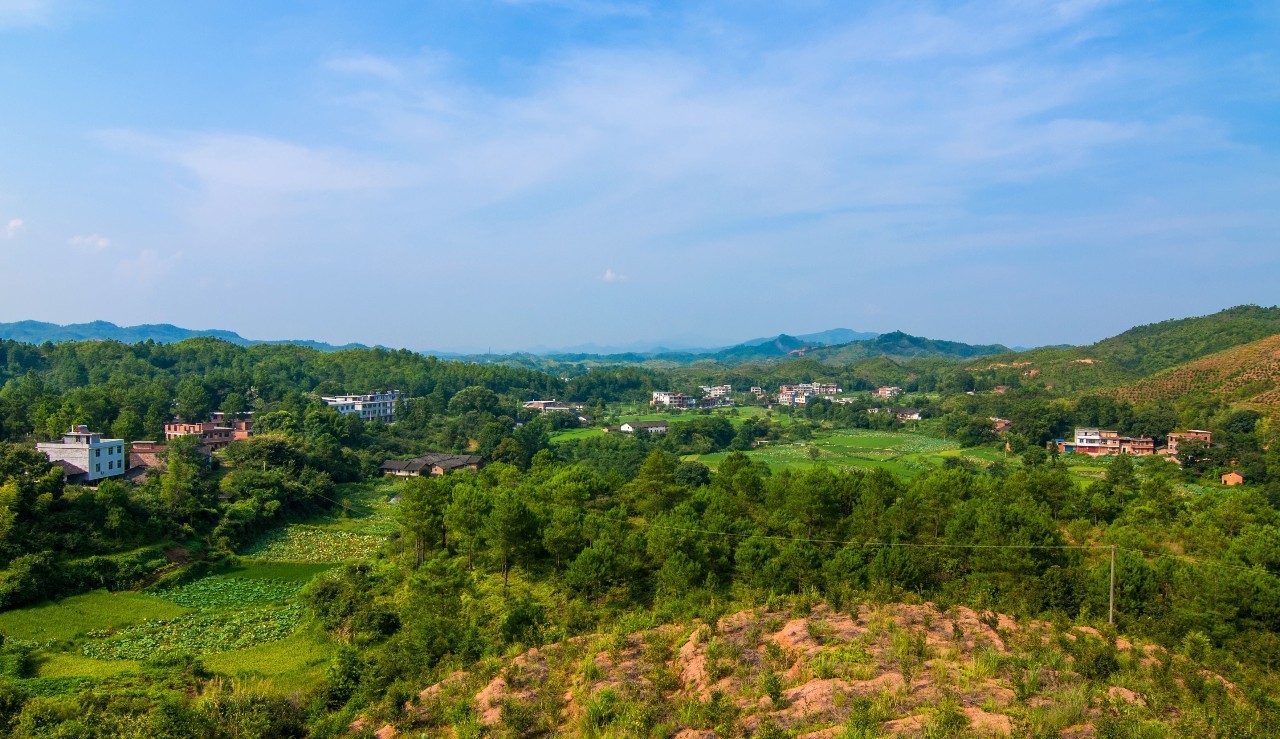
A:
[1111,333,1280,411]
[360,601,1273,737]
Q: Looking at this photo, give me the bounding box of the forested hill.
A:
[0,320,374,352]
[967,305,1280,392]
[0,338,563,442]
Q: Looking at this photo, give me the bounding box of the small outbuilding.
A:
[1221,471,1245,486]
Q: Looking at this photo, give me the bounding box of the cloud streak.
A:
[3,218,21,239]
[68,233,110,251]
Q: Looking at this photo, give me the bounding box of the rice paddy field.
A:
[0,479,402,695]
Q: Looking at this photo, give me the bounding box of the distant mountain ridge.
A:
[740,328,880,347]
[0,320,374,352]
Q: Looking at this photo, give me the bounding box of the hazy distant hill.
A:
[0,320,372,352]
[740,327,879,347]
[810,331,1011,363]
[495,331,1012,369]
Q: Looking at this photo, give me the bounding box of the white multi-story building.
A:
[777,389,814,406]
[322,390,401,423]
[651,391,695,408]
[37,425,126,483]
[776,382,843,406]
[700,385,733,398]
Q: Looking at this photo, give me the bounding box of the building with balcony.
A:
[164,411,253,452]
[1062,428,1155,456]
[651,391,695,409]
[37,425,126,483]
[322,390,401,423]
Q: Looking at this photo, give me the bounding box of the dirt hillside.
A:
[350,600,1266,737]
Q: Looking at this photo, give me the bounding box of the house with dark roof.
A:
[124,441,167,482]
[381,453,484,478]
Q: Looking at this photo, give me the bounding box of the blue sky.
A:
[0,1,1277,352]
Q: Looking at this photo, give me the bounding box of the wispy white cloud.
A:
[3,218,21,238]
[325,53,404,80]
[602,268,626,282]
[68,233,110,251]
[101,131,414,196]
[0,0,55,28]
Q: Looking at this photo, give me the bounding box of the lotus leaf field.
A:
[154,576,302,609]
[243,525,383,562]
[81,604,305,660]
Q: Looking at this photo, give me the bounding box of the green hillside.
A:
[1112,332,1280,410]
[968,305,1280,393]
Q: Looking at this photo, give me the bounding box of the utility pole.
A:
[1109,545,1116,625]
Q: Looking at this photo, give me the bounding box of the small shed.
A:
[1221,471,1245,486]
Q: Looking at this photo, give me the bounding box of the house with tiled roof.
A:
[381,453,484,478]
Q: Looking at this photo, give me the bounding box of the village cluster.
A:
[31,390,484,484]
[32,386,1243,488]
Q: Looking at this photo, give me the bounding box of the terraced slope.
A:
[354,602,1271,737]
[1112,333,1280,410]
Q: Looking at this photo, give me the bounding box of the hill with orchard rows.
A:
[1109,332,1280,411]
[965,305,1280,394]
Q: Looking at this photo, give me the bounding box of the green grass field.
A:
[549,426,605,443]
[0,591,188,642]
[550,405,801,444]
[202,629,335,692]
[687,429,990,477]
[34,652,142,679]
